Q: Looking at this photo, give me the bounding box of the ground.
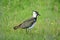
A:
[0,0,60,40]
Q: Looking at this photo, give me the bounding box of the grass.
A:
[0,0,60,40]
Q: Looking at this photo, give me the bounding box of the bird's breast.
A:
[28,22,36,29]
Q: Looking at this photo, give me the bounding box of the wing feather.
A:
[19,18,35,29]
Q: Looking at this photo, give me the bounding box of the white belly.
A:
[28,22,36,29]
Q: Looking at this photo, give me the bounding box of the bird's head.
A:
[33,11,40,18]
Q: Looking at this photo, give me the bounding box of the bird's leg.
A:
[28,29,32,35]
[26,28,28,34]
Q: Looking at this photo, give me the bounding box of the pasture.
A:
[0,0,60,40]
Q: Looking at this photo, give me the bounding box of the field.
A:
[0,0,60,40]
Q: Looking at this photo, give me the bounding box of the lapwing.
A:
[13,11,40,32]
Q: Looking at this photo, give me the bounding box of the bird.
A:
[13,11,40,31]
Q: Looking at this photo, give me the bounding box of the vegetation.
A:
[0,0,60,40]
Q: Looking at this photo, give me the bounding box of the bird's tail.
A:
[13,26,19,30]
[13,24,22,30]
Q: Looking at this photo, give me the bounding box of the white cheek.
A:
[33,12,37,17]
